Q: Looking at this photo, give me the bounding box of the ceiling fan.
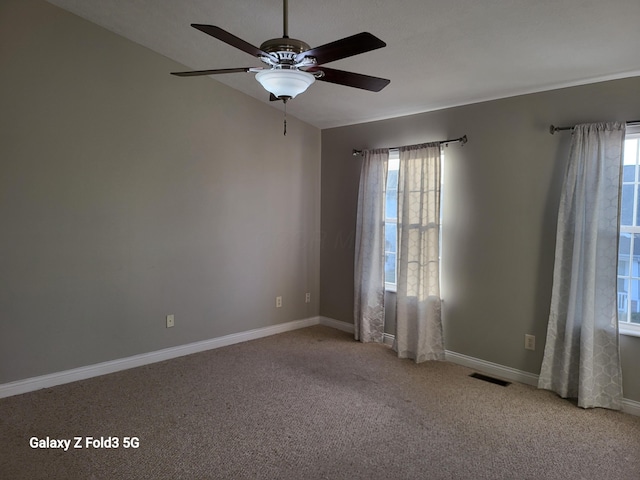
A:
[170,0,390,102]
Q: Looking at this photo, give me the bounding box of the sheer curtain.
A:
[538,122,625,409]
[394,143,445,362]
[354,149,389,343]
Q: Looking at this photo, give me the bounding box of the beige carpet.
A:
[1,325,639,479]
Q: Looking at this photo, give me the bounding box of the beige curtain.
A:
[354,149,389,342]
[538,122,625,409]
[394,143,444,362]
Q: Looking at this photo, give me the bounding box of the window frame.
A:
[618,127,640,337]
[384,150,399,292]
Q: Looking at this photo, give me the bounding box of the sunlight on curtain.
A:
[394,143,444,362]
[354,149,389,342]
[538,122,625,409]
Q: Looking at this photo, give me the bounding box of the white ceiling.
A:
[48,0,640,129]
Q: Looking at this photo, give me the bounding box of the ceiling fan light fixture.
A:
[255,69,315,99]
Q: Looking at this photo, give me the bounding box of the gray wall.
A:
[320,76,640,402]
[0,0,321,384]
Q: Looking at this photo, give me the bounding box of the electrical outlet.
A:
[524,334,535,351]
[166,314,175,328]
[305,292,311,303]
[276,296,282,308]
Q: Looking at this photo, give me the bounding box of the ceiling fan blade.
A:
[307,67,390,92]
[191,24,277,61]
[269,93,282,102]
[296,32,385,65]
[171,67,253,77]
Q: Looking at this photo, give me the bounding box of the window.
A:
[617,129,640,334]
[384,149,444,291]
[384,151,399,289]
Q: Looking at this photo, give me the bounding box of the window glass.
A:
[385,170,398,220]
[621,184,634,226]
[623,164,636,182]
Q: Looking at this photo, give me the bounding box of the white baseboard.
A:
[0,316,321,399]
[444,350,540,386]
[319,318,640,417]
[442,351,640,417]
[318,316,354,333]
[318,316,396,346]
[622,398,640,417]
[383,333,395,346]
[3,315,639,417]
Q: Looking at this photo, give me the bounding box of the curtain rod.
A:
[549,120,640,135]
[352,135,468,156]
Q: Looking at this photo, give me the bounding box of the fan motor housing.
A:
[260,37,311,65]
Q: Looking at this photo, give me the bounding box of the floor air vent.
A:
[469,372,511,387]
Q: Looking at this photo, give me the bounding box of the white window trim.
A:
[618,127,640,337]
[619,324,640,337]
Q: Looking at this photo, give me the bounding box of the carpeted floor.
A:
[1,325,639,479]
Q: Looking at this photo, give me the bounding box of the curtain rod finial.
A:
[549,125,557,135]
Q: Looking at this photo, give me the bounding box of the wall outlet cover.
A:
[524,334,535,351]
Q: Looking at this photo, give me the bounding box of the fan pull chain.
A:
[283,99,287,136]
